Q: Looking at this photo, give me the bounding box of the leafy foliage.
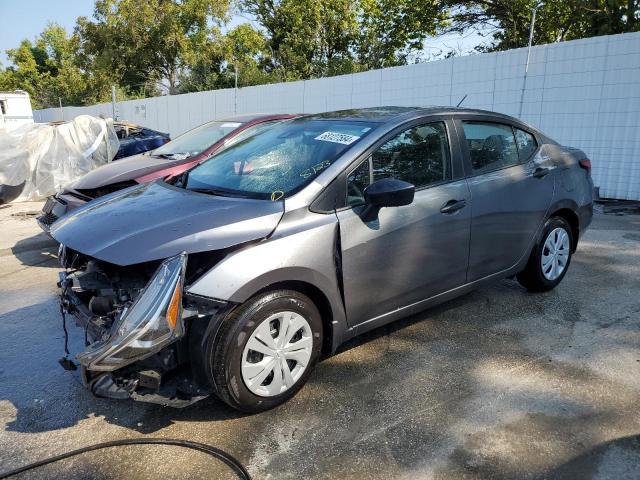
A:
[1,0,638,108]
[447,0,640,52]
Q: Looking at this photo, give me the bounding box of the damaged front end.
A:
[58,246,224,407]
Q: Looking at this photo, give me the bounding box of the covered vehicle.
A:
[52,107,593,411]
[48,120,170,160]
[0,115,119,203]
[38,114,294,231]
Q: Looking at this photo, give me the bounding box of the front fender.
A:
[186,211,348,353]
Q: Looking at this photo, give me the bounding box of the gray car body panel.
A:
[54,107,593,354]
[50,181,284,265]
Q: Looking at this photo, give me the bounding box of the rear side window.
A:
[462,122,518,173]
[515,128,537,161]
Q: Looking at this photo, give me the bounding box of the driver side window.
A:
[346,121,451,207]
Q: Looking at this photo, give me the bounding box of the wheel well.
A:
[255,281,334,356]
[550,208,579,252]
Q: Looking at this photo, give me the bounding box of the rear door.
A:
[457,118,554,281]
[337,119,471,326]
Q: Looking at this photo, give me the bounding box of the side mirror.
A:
[360,178,415,221]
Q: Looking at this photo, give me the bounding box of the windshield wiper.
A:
[187,187,247,198]
[151,152,192,159]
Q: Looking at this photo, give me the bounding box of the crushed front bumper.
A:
[60,283,217,407]
[57,254,228,407]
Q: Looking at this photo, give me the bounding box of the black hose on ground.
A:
[0,438,251,479]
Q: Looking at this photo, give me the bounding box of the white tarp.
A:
[0,115,119,201]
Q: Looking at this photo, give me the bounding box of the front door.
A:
[458,120,555,281]
[337,120,471,327]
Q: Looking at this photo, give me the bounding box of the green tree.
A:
[357,0,448,69]
[179,24,278,92]
[242,0,360,79]
[447,0,639,52]
[76,0,230,95]
[0,24,107,109]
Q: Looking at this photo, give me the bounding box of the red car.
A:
[38,113,296,231]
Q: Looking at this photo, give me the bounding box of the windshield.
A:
[152,120,244,158]
[185,119,377,199]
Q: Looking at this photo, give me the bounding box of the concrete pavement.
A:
[0,201,639,479]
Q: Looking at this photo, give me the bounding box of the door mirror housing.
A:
[360,178,415,221]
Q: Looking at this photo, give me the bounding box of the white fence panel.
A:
[34,31,640,200]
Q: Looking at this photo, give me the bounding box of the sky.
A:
[0,0,96,66]
[0,0,486,68]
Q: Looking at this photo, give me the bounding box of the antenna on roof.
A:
[456,94,468,108]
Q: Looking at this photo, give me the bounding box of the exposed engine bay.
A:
[60,247,158,340]
[58,246,229,407]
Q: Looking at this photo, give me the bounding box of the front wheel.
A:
[517,216,573,292]
[206,290,323,412]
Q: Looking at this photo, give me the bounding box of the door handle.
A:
[532,167,550,178]
[440,199,467,214]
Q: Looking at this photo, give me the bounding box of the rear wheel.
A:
[517,216,573,292]
[206,290,323,412]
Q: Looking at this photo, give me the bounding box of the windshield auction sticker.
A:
[315,132,360,145]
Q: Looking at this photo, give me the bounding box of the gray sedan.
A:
[51,107,593,412]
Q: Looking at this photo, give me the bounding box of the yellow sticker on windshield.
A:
[271,190,284,201]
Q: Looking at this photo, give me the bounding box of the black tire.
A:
[517,216,574,292]
[206,289,323,412]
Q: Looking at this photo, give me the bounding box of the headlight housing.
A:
[77,252,187,371]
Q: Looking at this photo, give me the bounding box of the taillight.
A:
[579,158,591,176]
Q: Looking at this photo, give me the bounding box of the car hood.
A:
[50,181,284,266]
[71,153,198,190]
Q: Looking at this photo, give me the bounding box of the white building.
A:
[0,91,34,131]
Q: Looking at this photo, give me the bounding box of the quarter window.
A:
[515,128,538,161]
[462,122,519,173]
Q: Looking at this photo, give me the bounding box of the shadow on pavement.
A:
[545,434,640,480]
[0,299,249,437]
[10,233,59,268]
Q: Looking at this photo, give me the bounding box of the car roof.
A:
[218,113,298,123]
[302,106,529,126]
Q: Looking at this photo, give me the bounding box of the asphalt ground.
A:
[0,201,639,479]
